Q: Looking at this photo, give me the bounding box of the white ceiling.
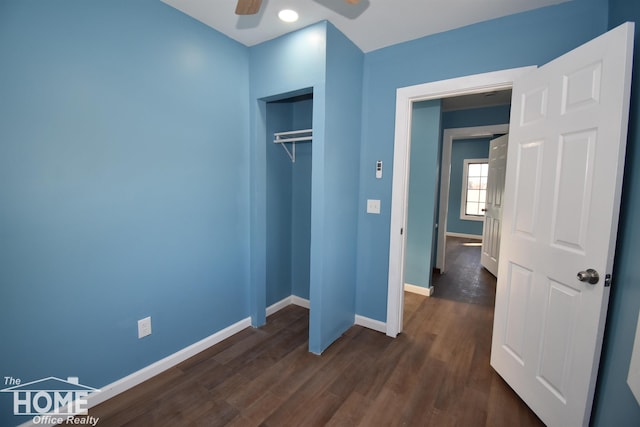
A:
[162,0,568,53]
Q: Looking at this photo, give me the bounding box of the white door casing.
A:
[387,67,535,338]
[490,22,634,427]
[481,134,508,276]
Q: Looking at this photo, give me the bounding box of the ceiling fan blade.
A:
[235,0,262,15]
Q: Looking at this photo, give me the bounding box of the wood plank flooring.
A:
[431,236,496,307]
[74,238,543,426]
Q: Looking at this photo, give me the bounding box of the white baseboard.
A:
[89,316,252,406]
[445,232,482,240]
[269,296,384,335]
[20,296,381,427]
[266,295,310,317]
[404,283,434,296]
[266,296,292,316]
[291,295,310,309]
[354,315,387,333]
[19,316,252,427]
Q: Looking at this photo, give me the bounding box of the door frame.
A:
[436,124,510,274]
[386,66,535,338]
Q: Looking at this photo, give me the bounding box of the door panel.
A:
[551,130,596,253]
[503,262,532,364]
[562,61,602,112]
[481,134,508,276]
[513,139,543,238]
[521,87,548,124]
[537,279,580,403]
[490,23,634,427]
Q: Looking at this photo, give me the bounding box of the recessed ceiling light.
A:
[278,9,299,23]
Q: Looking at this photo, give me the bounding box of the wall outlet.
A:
[138,316,152,339]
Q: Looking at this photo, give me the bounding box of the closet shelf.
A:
[273,129,312,163]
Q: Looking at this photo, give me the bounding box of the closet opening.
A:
[265,90,313,323]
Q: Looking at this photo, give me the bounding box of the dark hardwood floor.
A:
[431,236,497,306]
[73,237,543,426]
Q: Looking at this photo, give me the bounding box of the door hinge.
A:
[604,274,612,287]
[400,227,403,235]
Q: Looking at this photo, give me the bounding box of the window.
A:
[461,159,489,221]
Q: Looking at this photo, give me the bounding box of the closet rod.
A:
[274,135,313,143]
[274,128,313,137]
[273,128,312,163]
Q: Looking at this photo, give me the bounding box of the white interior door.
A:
[481,134,508,276]
[490,22,634,427]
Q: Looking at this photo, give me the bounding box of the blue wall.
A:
[404,100,441,288]
[355,0,609,322]
[265,96,313,306]
[248,23,326,329]
[249,22,363,354]
[0,1,250,425]
[266,102,293,305]
[308,23,363,353]
[591,0,640,425]
[291,98,314,300]
[442,105,512,129]
[447,138,490,236]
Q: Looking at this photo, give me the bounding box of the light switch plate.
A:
[367,199,381,214]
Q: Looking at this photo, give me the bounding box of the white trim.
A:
[387,66,536,339]
[266,295,310,317]
[266,296,293,316]
[404,283,434,296]
[291,295,310,309]
[18,316,252,427]
[437,125,508,273]
[264,295,387,336]
[355,315,387,333]
[445,232,483,240]
[270,295,385,334]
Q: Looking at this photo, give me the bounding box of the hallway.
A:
[431,236,496,307]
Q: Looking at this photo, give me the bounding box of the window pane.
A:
[468,163,482,177]
[468,177,481,190]
[480,177,488,190]
[462,160,489,219]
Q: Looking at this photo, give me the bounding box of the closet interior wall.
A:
[266,94,313,308]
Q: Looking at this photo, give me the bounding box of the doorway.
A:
[436,123,509,275]
[386,67,535,338]
[406,93,510,309]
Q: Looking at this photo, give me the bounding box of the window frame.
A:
[460,158,489,222]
